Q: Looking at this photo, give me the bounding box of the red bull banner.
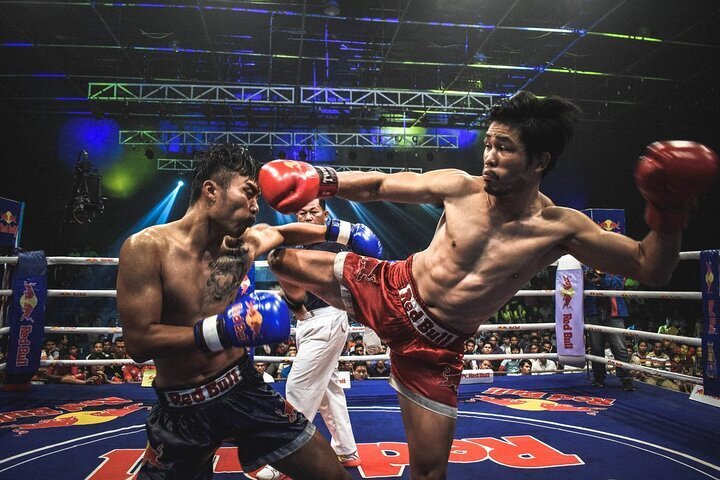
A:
[581,208,625,235]
[4,251,47,380]
[0,196,25,248]
[700,250,719,396]
[554,255,585,367]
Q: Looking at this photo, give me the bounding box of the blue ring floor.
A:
[1,372,718,479]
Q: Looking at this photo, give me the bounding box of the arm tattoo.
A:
[207,252,248,301]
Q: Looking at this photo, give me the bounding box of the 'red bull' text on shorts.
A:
[334,252,466,418]
[140,356,315,479]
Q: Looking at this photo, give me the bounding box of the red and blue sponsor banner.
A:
[700,250,719,396]
[0,196,25,248]
[5,251,47,377]
[581,208,625,235]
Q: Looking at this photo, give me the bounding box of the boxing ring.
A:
[0,253,719,479]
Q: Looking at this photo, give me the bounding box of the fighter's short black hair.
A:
[189,144,259,205]
[487,91,581,177]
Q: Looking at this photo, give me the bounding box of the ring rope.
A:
[0,325,368,337]
[584,324,700,347]
[0,250,708,267]
[4,352,696,388]
[584,354,702,385]
[0,288,702,300]
[0,324,702,351]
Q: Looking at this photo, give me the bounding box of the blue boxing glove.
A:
[326,219,384,258]
[194,291,291,352]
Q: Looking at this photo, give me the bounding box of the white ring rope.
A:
[584,324,700,347]
[0,288,702,301]
[0,325,368,337]
[3,351,695,387]
[585,354,702,385]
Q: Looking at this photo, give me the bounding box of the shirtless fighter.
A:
[117,144,352,480]
[258,91,719,479]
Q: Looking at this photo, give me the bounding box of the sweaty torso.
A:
[412,178,573,333]
[150,224,252,388]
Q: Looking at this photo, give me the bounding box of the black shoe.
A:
[622,378,636,392]
[592,377,604,387]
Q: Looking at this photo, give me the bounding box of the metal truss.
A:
[295,132,457,148]
[335,166,423,173]
[120,130,294,146]
[300,87,497,111]
[121,130,457,148]
[89,83,295,104]
[88,82,494,113]
[157,159,422,174]
[157,158,199,171]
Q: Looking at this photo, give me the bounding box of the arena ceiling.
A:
[1,0,719,131]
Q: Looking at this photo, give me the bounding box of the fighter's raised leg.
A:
[269,248,344,310]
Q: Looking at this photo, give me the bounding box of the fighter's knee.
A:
[267,248,288,273]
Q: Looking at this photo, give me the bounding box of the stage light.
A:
[323,0,340,16]
[178,180,184,187]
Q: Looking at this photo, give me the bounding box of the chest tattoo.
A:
[207,253,248,301]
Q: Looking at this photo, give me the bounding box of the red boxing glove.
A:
[259,160,338,214]
[634,141,718,232]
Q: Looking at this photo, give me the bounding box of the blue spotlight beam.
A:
[107,184,182,255]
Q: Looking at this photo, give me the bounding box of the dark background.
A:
[1,1,718,292]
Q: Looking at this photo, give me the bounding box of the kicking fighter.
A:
[258,91,719,479]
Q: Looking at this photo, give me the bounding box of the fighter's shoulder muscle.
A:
[119,225,171,268]
[424,168,482,197]
[541,205,601,238]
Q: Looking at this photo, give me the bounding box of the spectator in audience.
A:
[85,341,104,360]
[368,360,390,378]
[478,359,494,371]
[691,346,703,377]
[254,362,275,383]
[646,340,680,390]
[519,359,533,375]
[531,356,556,375]
[277,344,297,380]
[487,336,503,355]
[630,340,652,384]
[508,335,523,353]
[43,338,60,360]
[657,317,679,336]
[499,345,523,375]
[351,362,369,381]
[499,335,512,354]
[463,339,478,370]
[479,342,501,370]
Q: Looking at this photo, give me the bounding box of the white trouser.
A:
[285,306,357,456]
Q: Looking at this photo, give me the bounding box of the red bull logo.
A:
[275,398,299,424]
[239,274,252,295]
[705,260,715,295]
[467,388,613,416]
[0,210,18,235]
[1,398,148,436]
[229,300,264,342]
[141,443,167,470]
[19,281,38,322]
[597,219,621,232]
[560,274,575,309]
[87,436,583,479]
[439,365,462,392]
